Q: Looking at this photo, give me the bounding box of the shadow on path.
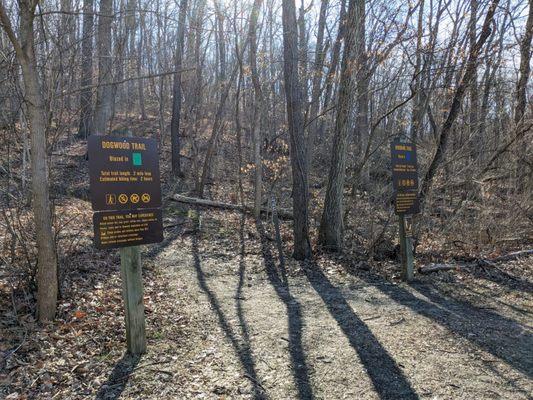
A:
[191,212,266,399]
[255,220,314,400]
[406,282,533,377]
[144,224,184,259]
[329,254,533,377]
[466,265,533,295]
[95,353,140,400]
[303,263,419,400]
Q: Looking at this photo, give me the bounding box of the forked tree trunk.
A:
[318,0,359,251]
[281,0,312,260]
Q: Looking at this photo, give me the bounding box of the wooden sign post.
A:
[390,138,420,281]
[88,130,163,355]
[120,245,145,354]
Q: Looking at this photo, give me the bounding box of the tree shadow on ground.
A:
[407,282,533,377]
[465,264,533,294]
[94,353,140,400]
[144,223,185,259]
[191,211,267,399]
[255,220,313,400]
[301,261,419,400]
[331,256,533,378]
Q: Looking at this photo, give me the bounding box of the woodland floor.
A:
[1,135,532,399]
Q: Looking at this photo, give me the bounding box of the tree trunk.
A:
[0,0,58,322]
[93,0,114,135]
[319,0,346,138]
[137,5,147,120]
[318,0,359,251]
[281,0,312,259]
[514,0,533,193]
[249,0,264,218]
[514,0,532,124]
[306,0,328,170]
[410,0,424,142]
[77,0,94,138]
[354,0,368,160]
[469,0,480,160]
[170,0,188,177]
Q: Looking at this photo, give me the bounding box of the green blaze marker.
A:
[132,152,142,166]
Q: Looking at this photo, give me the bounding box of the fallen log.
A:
[418,263,472,274]
[419,249,533,274]
[169,194,294,220]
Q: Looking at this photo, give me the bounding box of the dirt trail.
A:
[131,210,532,400]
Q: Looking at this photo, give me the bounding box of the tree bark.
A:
[469,0,480,159]
[318,0,359,251]
[513,0,533,193]
[410,0,425,142]
[93,0,114,135]
[282,0,312,260]
[514,0,532,124]
[170,0,188,177]
[0,0,58,322]
[77,0,94,138]
[249,0,264,218]
[306,0,328,169]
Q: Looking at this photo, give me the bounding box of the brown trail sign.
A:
[88,133,164,355]
[390,139,420,215]
[89,135,163,248]
[390,138,420,281]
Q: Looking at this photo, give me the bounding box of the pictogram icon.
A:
[118,194,128,204]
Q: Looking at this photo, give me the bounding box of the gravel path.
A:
[141,211,532,399]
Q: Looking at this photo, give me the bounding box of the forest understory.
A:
[0,118,531,399]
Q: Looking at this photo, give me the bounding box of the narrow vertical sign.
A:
[390,139,420,215]
[391,138,418,282]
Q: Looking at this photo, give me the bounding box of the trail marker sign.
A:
[88,135,163,249]
[390,137,419,282]
[88,135,162,212]
[88,132,164,355]
[390,139,420,215]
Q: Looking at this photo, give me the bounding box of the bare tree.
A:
[514,0,532,125]
[318,0,361,251]
[170,0,188,177]
[249,0,264,218]
[93,0,114,135]
[0,0,58,322]
[282,0,312,259]
[78,0,94,138]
